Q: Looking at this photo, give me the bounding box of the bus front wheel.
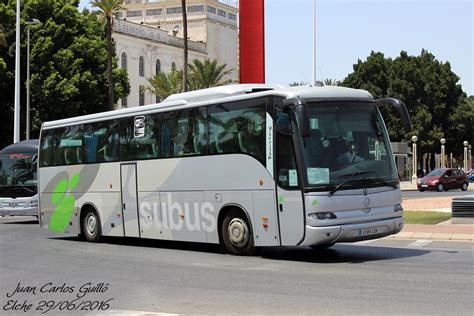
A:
[81,208,101,242]
[221,210,254,255]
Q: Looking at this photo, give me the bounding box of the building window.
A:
[139,86,145,106]
[156,95,161,103]
[166,7,182,14]
[146,8,162,16]
[155,59,161,74]
[228,13,236,21]
[217,9,226,17]
[126,10,142,17]
[207,6,216,14]
[188,5,204,12]
[121,97,128,107]
[139,56,145,77]
[121,52,127,69]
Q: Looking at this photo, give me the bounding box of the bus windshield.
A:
[0,152,38,197]
[300,102,397,189]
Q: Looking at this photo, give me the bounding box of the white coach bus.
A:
[38,84,412,255]
[0,140,39,217]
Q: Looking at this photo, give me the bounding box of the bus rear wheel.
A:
[221,210,254,255]
[82,208,101,242]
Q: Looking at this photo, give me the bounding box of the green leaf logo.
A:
[49,173,80,233]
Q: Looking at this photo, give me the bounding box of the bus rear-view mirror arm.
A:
[376,98,412,133]
[282,98,311,137]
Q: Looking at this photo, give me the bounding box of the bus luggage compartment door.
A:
[120,163,140,237]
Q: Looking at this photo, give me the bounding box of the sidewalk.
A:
[388,222,474,241]
[394,182,474,241]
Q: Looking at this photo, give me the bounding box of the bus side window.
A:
[209,102,266,162]
[120,115,159,161]
[161,108,206,158]
[276,132,299,189]
[84,120,119,163]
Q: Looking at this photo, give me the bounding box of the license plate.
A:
[421,184,428,188]
[359,227,379,236]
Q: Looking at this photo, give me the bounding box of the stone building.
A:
[114,0,239,108]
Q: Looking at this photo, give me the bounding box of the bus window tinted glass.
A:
[276,132,299,189]
[120,115,159,160]
[57,126,83,165]
[160,108,207,157]
[84,120,119,163]
[39,129,54,167]
[209,101,265,162]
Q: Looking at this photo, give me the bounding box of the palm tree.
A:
[323,78,340,86]
[181,0,188,92]
[144,69,183,102]
[90,0,125,111]
[188,58,233,90]
[288,81,309,87]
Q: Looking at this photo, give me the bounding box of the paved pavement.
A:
[397,181,474,242]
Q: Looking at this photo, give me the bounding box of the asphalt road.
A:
[0,217,472,315]
[402,186,474,200]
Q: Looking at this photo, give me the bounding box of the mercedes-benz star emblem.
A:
[363,197,371,208]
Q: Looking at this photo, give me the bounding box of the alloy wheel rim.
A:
[228,218,249,248]
[86,214,96,236]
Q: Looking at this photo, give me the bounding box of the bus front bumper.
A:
[0,207,38,217]
[300,217,404,246]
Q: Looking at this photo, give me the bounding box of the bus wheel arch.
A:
[218,205,255,255]
[79,203,102,242]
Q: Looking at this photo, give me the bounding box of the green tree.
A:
[90,0,125,111]
[144,68,183,102]
[0,0,129,149]
[187,58,233,90]
[0,24,6,47]
[0,24,6,73]
[342,49,471,170]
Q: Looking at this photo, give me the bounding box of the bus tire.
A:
[221,209,254,256]
[81,208,101,242]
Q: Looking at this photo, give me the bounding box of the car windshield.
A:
[427,169,444,177]
[0,152,37,197]
[300,102,397,189]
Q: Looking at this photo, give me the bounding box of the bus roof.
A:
[41,84,373,129]
[0,139,39,154]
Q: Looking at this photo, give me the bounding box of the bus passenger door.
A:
[275,132,305,245]
[120,163,140,237]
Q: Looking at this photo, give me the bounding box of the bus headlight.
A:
[308,212,337,220]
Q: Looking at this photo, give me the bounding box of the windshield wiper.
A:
[4,185,35,193]
[328,170,376,196]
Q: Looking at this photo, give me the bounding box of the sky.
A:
[79,0,473,95]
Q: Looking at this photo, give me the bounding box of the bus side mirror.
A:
[283,98,311,137]
[376,98,412,133]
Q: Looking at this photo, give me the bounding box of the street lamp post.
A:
[463,141,468,171]
[469,145,472,172]
[411,135,418,182]
[25,19,40,140]
[440,138,446,168]
[13,0,21,143]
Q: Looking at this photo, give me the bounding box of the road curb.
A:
[385,232,474,241]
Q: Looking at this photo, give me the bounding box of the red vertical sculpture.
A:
[239,0,265,83]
